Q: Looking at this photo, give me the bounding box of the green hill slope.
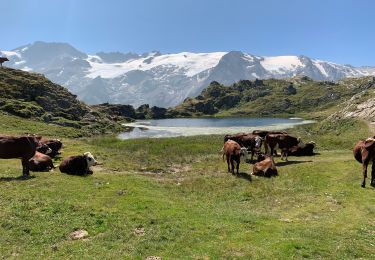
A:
[0,67,125,135]
[169,76,375,119]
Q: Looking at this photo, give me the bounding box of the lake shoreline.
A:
[119,117,316,140]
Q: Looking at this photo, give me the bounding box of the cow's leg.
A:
[230,159,235,175]
[284,149,288,162]
[21,158,30,176]
[236,160,240,175]
[362,161,368,188]
[226,156,230,173]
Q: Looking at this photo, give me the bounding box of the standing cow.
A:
[222,140,248,175]
[0,135,42,176]
[224,133,262,161]
[353,138,375,188]
[265,133,303,161]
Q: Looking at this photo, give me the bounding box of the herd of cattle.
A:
[0,135,97,176]
[222,130,315,177]
[1,131,375,188]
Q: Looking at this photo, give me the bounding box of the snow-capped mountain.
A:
[1,41,374,107]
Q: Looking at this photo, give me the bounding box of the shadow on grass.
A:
[275,160,313,167]
[0,175,36,182]
[234,172,252,182]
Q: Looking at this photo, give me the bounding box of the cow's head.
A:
[84,152,97,167]
[37,143,52,155]
[255,136,263,149]
[240,147,248,163]
[365,137,375,149]
[256,151,266,162]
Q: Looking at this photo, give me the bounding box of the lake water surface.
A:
[119,117,315,140]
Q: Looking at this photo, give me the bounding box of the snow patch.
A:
[261,56,303,72]
[86,52,227,79]
[1,51,21,58]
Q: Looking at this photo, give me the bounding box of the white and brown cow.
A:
[222,140,248,175]
[59,152,97,176]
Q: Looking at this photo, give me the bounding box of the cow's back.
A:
[59,155,88,175]
[0,136,38,159]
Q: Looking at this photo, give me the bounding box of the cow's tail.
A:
[221,146,225,161]
[353,148,363,163]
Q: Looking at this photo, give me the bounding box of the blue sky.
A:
[1,0,374,66]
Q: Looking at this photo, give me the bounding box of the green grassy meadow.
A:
[1,114,375,259]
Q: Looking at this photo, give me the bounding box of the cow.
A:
[288,141,316,156]
[265,133,303,161]
[251,154,278,177]
[353,138,375,188]
[59,152,97,176]
[224,133,262,161]
[29,152,55,172]
[222,140,248,175]
[252,130,288,155]
[0,57,9,67]
[39,139,63,158]
[0,135,42,176]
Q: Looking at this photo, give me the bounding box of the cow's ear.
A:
[365,140,375,149]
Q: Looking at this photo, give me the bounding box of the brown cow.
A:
[59,152,97,176]
[265,133,303,161]
[224,133,262,161]
[38,139,63,158]
[353,138,375,188]
[0,57,9,67]
[0,135,42,176]
[251,154,278,177]
[288,141,316,156]
[29,152,55,172]
[222,140,248,175]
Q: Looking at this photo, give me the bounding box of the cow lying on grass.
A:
[251,153,278,177]
[29,152,55,172]
[59,152,97,176]
[222,140,248,175]
[288,141,316,156]
[353,138,375,188]
[37,139,63,158]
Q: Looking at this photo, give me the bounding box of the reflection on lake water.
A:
[119,117,315,140]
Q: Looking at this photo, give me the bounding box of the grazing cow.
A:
[288,141,316,156]
[39,139,63,158]
[224,133,262,161]
[353,138,375,188]
[222,140,248,174]
[265,134,303,161]
[251,154,278,177]
[29,152,55,172]
[59,152,97,176]
[0,57,9,67]
[0,135,42,176]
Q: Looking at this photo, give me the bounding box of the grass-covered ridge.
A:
[169,76,375,119]
[0,67,129,135]
[0,111,374,258]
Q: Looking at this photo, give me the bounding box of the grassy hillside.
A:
[169,76,375,119]
[0,112,375,258]
[0,67,127,135]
